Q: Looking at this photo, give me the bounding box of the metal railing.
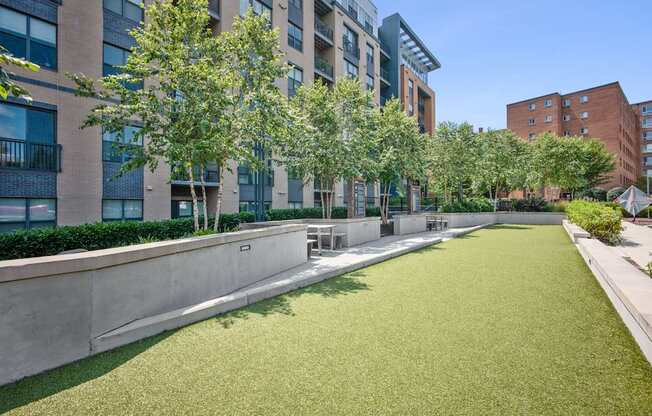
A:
[314,56,333,79]
[343,38,360,60]
[171,166,219,184]
[314,18,333,41]
[0,139,61,171]
[380,67,389,81]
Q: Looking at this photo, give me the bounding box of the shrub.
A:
[512,197,548,212]
[266,206,380,221]
[0,212,255,261]
[546,201,568,213]
[566,200,622,244]
[606,187,626,201]
[590,188,607,201]
[442,197,493,213]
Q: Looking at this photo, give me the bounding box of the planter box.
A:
[393,214,428,235]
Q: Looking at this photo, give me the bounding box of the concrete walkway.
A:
[614,222,652,269]
[93,225,488,353]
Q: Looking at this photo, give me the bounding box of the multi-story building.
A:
[507,82,642,191]
[633,101,652,180]
[0,0,440,232]
[379,13,439,134]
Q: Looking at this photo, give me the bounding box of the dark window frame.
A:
[103,0,144,22]
[0,197,57,232]
[288,64,303,97]
[0,6,58,70]
[102,199,144,222]
[288,22,303,51]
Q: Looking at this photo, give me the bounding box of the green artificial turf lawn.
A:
[1,225,652,415]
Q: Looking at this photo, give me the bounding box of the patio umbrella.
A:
[615,186,650,217]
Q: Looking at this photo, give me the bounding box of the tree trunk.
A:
[213,167,225,232]
[320,189,326,219]
[380,182,390,225]
[199,164,208,230]
[327,180,334,219]
[187,165,200,232]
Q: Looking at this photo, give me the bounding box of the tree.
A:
[70,1,289,232]
[580,138,616,190]
[428,122,479,202]
[370,98,427,224]
[212,8,289,229]
[474,129,531,209]
[279,77,375,219]
[0,45,39,99]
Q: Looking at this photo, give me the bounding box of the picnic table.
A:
[307,224,337,256]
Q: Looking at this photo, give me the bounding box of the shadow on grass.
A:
[0,331,173,414]
[216,273,371,329]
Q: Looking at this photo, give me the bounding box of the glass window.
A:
[102,200,123,220]
[580,95,588,103]
[366,74,374,91]
[528,103,536,111]
[104,0,122,14]
[580,111,588,119]
[0,102,55,144]
[563,114,570,122]
[644,118,652,128]
[563,99,571,108]
[408,79,414,115]
[103,43,141,90]
[528,118,535,126]
[0,103,26,140]
[544,99,552,107]
[0,7,56,69]
[580,127,589,135]
[366,43,374,64]
[288,22,302,51]
[29,199,56,221]
[345,60,358,79]
[545,115,552,123]
[103,125,142,163]
[645,131,652,140]
[26,109,55,144]
[288,202,303,209]
[123,200,143,219]
[288,65,302,97]
[251,0,272,21]
[124,0,143,22]
[177,201,192,217]
[0,198,25,222]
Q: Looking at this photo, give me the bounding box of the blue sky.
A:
[374,0,651,130]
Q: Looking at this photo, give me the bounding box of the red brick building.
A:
[507,82,642,191]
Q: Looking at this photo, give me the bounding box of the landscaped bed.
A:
[2,225,651,415]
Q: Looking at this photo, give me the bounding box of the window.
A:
[563,114,571,122]
[102,125,142,163]
[528,118,535,126]
[366,74,374,91]
[238,164,252,185]
[288,202,303,209]
[544,115,552,123]
[102,199,143,221]
[563,130,571,136]
[288,22,302,51]
[580,111,589,119]
[366,43,374,65]
[288,65,303,97]
[544,99,552,107]
[528,103,536,111]
[0,198,56,233]
[644,118,652,128]
[645,131,652,140]
[562,99,571,108]
[172,200,205,218]
[251,0,272,21]
[345,60,358,79]
[580,127,589,135]
[408,79,414,115]
[0,6,57,69]
[239,201,270,213]
[288,0,302,9]
[104,0,143,22]
[580,95,588,103]
[0,101,55,143]
[528,133,535,140]
[643,105,651,114]
[103,43,142,90]
[343,25,358,59]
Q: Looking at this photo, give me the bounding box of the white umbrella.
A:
[615,186,650,217]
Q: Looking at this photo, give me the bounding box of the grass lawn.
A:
[1,225,651,415]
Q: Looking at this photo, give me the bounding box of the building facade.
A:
[507,82,643,191]
[0,0,440,232]
[633,101,652,180]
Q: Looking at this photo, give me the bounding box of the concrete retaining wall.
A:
[0,225,308,386]
[393,214,427,235]
[438,212,565,228]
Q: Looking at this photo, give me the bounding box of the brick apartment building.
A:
[633,100,652,181]
[507,82,643,192]
[0,0,440,232]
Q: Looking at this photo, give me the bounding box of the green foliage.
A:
[646,262,652,279]
[511,197,548,212]
[607,187,626,201]
[0,45,39,99]
[0,213,255,261]
[566,200,623,244]
[546,201,568,213]
[266,207,348,221]
[442,197,493,213]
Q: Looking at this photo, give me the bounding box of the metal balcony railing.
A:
[343,38,360,61]
[314,56,333,79]
[172,165,219,184]
[314,18,333,42]
[380,67,389,81]
[0,139,61,172]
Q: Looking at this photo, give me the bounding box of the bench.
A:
[308,232,347,250]
[426,216,448,232]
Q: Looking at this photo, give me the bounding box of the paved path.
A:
[614,222,652,269]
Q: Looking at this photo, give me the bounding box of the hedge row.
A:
[266,206,381,221]
[566,200,622,244]
[0,212,255,261]
[442,197,493,213]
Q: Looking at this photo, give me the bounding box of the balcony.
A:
[0,139,61,172]
[208,0,219,20]
[343,38,360,63]
[314,55,334,82]
[171,165,219,186]
[314,0,333,16]
[380,43,390,61]
[380,67,390,86]
[314,18,333,50]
